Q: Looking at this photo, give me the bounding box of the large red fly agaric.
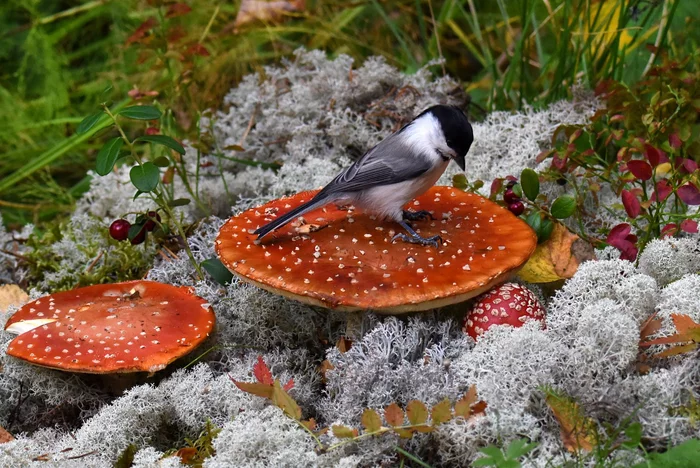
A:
[216,186,537,314]
[4,280,215,374]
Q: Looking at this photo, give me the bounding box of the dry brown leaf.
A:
[233,0,305,31]
[546,393,596,453]
[336,336,352,353]
[0,284,29,313]
[175,447,197,464]
[0,426,14,444]
[518,222,595,283]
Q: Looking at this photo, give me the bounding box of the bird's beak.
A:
[454,153,466,171]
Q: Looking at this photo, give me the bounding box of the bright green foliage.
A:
[472,439,537,468]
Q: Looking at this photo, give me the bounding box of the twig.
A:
[426,0,445,76]
[84,250,104,274]
[643,0,670,76]
[238,104,259,147]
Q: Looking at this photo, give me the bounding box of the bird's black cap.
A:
[427,104,473,159]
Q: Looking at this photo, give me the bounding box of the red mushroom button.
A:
[216,186,537,314]
[4,280,215,374]
[462,282,546,341]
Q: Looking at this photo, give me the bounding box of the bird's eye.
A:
[446,139,453,146]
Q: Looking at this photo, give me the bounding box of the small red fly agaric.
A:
[462,282,545,341]
[4,280,215,374]
[216,186,537,314]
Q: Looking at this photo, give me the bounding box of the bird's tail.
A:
[253,194,330,240]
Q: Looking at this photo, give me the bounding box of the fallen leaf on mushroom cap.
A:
[4,281,215,374]
[216,187,537,314]
[518,222,595,283]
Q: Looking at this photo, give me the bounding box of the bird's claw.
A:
[402,210,434,221]
[391,232,443,248]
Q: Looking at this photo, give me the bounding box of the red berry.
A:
[505,179,517,188]
[130,226,147,245]
[109,219,131,241]
[144,211,161,232]
[503,189,520,204]
[508,201,525,216]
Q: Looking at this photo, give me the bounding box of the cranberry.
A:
[130,226,147,245]
[508,201,525,216]
[144,211,161,231]
[503,189,520,204]
[109,219,131,241]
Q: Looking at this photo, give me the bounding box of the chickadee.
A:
[255,104,474,247]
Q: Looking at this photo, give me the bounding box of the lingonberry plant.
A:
[507,51,699,260]
[77,98,204,277]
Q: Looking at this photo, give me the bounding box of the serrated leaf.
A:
[231,380,273,399]
[454,385,478,418]
[136,135,186,155]
[430,399,452,425]
[332,425,358,438]
[362,408,382,432]
[271,380,302,420]
[384,403,404,427]
[119,105,162,120]
[406,400,429,426]
[95,138,123,176]
[393,428,414,439]
[253,355,273,385]
[520,168,539,200]
[550,195,576,219]
[130,162,160,192]
[77,112,104,135]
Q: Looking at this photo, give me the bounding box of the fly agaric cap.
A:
[463,282,545,341]
[216,186,537,314]
[4,280,215,374]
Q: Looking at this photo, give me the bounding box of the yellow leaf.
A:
[545,391,596,453]
[361,408,382,433]
[655,162,672,176]
[406,400,429,426]
[331,425,358,438]
[518,222,595,283]
[271,380,302,420]
[430,399,453,426]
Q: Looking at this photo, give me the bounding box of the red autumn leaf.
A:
[660,223,678,238]
[384,403,405,427]
[552,155,567,171]
[677,184,700,205]
[644,144,668,167]
[125,17,157,46]
[669,132,682,149]
[145,127,160,135]
[621,190,641,218]
[651,180,672,202]
[185,43,211,57]
[680,219,699,233]
[167,26,187,43]
[627,160,653,180]
[283,378,294,391]
[253,355,274,385]
[607,223,638,261]
[166,3,192,18]
[682,159,698,173]
[489,178,503,200]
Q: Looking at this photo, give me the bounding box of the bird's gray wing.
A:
[319,134,432,196]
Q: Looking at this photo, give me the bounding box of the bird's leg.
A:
[392,220,443,248]
[402,209,434,221]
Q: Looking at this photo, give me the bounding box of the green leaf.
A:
[114,444,137,468]
[452,173,468,191]
[634,439,700,467]
[168,198,191,207]
[520,168,540,201]
[135,135,186,155]
[152,156,171,167]
[127,223,145,241]
[550,195,576,219]
[201,258,234,286]
[119,105,162,120]
[130,162,160,192]
[95,138,124,176]
[271,380,302,420]
[505,438,537,460]
[622,422,642,449]
[538,219,554,242]
[525,211,542,233]
[511,183,523,199]
[77,112,104,135]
